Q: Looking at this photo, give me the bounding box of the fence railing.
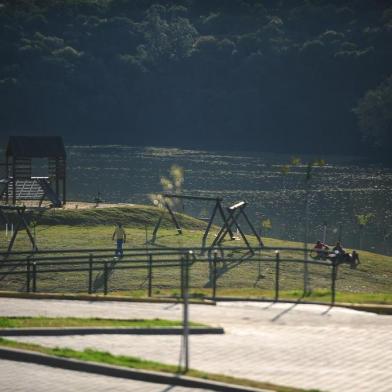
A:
[0,246,338,303]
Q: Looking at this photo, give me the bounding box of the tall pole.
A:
[331,260,337,304]
[304,184,310,294]
[12,156,16,206]
[322,221,327,244]
[275,250,280,302]
[338,222,342,243]
[182,250,191,372]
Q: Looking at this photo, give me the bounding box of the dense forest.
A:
[0,0,391,158]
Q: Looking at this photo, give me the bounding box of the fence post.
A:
[304,246,309,294]
[88,254,93,294]
[275,251,280,302]
[26,257,31,293]
[180,254,184,299]
[104,261,108,295]
[212,250,218,300]
[148,254,153,297]
[32,262,37,293]
[331,259,337,304]
[182,250,191,372]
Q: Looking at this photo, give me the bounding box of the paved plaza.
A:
[1,298,392,392]
[0,359,218,392]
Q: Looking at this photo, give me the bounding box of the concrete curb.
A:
[0,291,216,305]
[2,291,391,315]
[0,347,270,392]
[336,303,392,315]
[209,296,392,315]
[0,326,224,336]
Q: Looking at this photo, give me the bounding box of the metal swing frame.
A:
[0,205,39,257]
[151,193,234,252]
[210,201,264,255]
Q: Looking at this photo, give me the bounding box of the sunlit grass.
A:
[0,338,320,392]
[1,206,392,304]
[0,317,203,329]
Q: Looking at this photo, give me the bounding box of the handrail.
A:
[0,244,331,256]
[0,255,332,269]
[0,245,338,303]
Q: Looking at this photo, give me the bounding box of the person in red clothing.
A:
[314,240,329,259]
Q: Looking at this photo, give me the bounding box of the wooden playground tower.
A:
[0,136,66,253]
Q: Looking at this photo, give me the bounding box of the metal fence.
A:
[0,246,339,303]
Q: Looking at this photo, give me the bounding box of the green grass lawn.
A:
[0,316,203,329]
[1,205,392,304]
[0,337,320,392]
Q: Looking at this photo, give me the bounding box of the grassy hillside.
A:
[1,205,392,304]
[34,205,209,229]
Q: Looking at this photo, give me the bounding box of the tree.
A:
[282,157,325,294]
[355,76,392,155]
[149,164,184,211]
[356,213,374,249]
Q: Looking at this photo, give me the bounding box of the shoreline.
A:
[57,201,136,210]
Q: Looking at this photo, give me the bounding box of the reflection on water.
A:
[42,146,392,254]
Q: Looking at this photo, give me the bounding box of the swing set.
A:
[151,193,263,255]
[210,201,264,255]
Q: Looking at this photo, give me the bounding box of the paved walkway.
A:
[1,298,392,392]
[0,359,216,392]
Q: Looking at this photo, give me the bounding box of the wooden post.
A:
[26,258,31,293]
[201,202,218,253]
[275,251,280,302]
[5,155,9,203]
[165,202,182,234]
[32,262,37,293]
[12,156,16,205]
[63,157,66,205]
[148,254,153,297]
[104,261,108,295]
[151,215,163,244]
[331,260,337,304]
[55,158,59,197]
[88,254,93,294]
[212,250,218,300]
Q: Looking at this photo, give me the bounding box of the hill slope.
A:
[37,205,208,229]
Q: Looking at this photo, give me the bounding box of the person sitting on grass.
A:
[332,241,360,268]
[332,241,346,262]
[112,223,126,258]
[314,240,329,260]
[332,241,345,255]
[350,250,360,269]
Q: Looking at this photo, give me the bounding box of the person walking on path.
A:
[112,223,126,257]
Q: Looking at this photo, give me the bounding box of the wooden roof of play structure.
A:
[1,136,66,208]
[1,136,67,254]
[6,136,66,158]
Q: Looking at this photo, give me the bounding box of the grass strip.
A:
[0,317,203,329]
[0,338,321,392]
[105,288,392,306]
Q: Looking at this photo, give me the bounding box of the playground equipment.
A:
[210,201,264,255]
[151,194,263,255]
[151,193,235,252]
[0,136,66,254]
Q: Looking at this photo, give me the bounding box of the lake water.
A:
[65,146,392,255]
